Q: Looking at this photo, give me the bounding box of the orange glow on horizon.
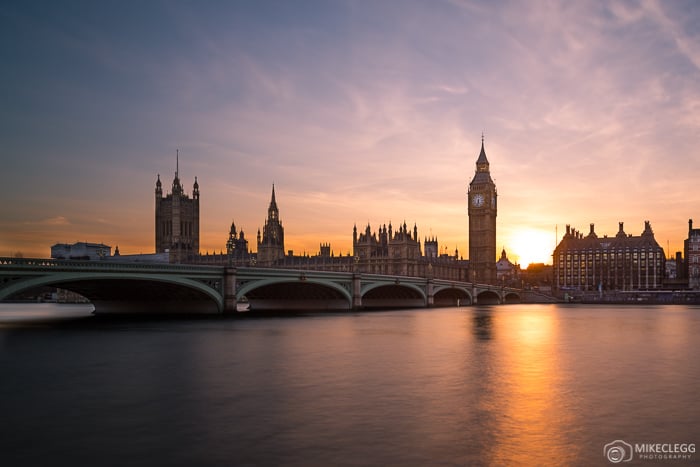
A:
[505,228,556,268]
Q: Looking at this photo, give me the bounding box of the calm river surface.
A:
[1,303,699,466]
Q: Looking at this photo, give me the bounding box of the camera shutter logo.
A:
[604,440,634,463]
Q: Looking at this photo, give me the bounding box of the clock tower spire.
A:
[468,136,497,284]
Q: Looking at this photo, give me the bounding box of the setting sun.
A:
[507,229,555,268]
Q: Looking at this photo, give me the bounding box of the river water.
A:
[1,303,699,466]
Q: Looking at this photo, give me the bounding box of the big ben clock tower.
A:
[468,136,497,284]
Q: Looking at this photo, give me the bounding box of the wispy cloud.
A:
[25,216,71,226]
[1,0,699,260]
[643,0,700,72]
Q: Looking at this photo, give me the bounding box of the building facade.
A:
[553,221,665,292]
[155,157,199,262]
[51,242,111,260]
[353,222,422,276]
[424,237,438,259]
[495,248,519,285]
[685,219,700,289]
[256,185,285,266]
[226,221,251,263]
[468,138,497,284]
[351,222,470,280]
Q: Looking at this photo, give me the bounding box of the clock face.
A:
[472,193,484,207]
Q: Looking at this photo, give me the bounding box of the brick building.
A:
[553,221,665,292]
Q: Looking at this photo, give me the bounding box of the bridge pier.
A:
[352,273,362,310]
[427,279,434,307]
[224,267,237,313]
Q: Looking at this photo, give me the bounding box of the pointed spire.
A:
[477,134,489,166]
[267,183,279,220]
[172,150,182,194]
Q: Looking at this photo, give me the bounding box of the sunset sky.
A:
[1,1,699,267]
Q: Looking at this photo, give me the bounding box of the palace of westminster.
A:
[143,140,700,292]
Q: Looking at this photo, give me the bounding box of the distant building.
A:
[256,185,285,266]
[51,242,111,260]
[424,237,439,259]
[226,221,251,263]
[350,222,470,280]
[553,222,665,292]
[353,221,422,276]
[685,219,700,289]
[662,251,687,290]
[665,257,677,280]
[107,246,170,263]
[495,248,519,285]
[155,154,199,262]
[521,263,553,290]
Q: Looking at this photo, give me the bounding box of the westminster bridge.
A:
[0,258,523,314]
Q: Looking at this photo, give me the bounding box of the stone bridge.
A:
[0,258,522,314]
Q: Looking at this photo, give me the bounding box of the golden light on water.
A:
[486,308,581,466]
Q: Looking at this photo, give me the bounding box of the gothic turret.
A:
[268,184,279,220]
[257,184,285,265]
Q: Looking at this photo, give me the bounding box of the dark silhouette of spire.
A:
[476,134,489,167]
[270,184,278,210]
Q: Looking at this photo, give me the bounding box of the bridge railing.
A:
[234,267,522,293]
[0,257,223,274]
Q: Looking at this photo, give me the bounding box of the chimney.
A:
[590,223,595,235]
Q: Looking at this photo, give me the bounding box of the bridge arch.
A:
[361,282,427,308]
[476,290,501,305]
[503,292,521,304]
[0,272,223,314]
[432,285,472,306]
[237,278,352,311]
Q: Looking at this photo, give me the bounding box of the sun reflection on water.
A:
[480,307,582,466]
